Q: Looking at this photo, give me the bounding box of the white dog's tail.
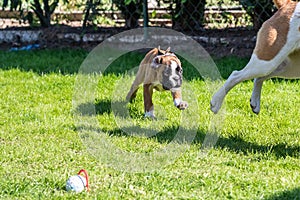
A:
[273,0,291,9]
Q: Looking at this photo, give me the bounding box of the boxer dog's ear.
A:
[158,46,165,55]
[158,46,171,55]
[165,47,171,53]
[151,56,163,69]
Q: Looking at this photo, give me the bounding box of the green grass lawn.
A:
[0,49,299,199]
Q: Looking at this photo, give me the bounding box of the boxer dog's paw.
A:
[144,111,157,120]
[177,101,188,110]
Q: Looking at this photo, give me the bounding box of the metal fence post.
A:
[143,0,149,27]
[143,0,149,41]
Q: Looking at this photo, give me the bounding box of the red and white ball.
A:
[66,169,89,193]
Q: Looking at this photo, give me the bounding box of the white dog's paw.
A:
[250,98,260,114]
[210,98,222,114]
[210,90,226,114]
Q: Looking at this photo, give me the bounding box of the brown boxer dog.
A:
[126,47,188,118]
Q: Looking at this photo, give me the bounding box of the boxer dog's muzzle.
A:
[161,62,183,91]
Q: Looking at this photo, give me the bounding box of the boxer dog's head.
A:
[151,49,183,91]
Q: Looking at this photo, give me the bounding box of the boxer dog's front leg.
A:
[126,67,145,102]
[171,89,188,110]
[143,83,155,118]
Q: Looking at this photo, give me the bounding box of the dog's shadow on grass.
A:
[215,135,299,158]
[76,98,146,118]
[75,100,299,159]
[264,187,300,200]
[76,99,128,116]
[75,99,202,142]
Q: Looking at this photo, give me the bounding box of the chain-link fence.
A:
[0,0,277,30]
[0,0,277,54]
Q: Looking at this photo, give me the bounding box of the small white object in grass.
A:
[66,175,86,192]
[66,169,89,193]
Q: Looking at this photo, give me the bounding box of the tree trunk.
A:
[82,0,93,30]
[32,0,58,27]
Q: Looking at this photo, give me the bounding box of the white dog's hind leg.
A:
[210,54,280,114]
[250,53,300,114]
[250,77,268,114]
[250,58,291,114]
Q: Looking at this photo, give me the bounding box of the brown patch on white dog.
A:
[254,1,296,61]
[273,0,290,8]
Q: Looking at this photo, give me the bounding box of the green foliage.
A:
[206,0,240,7]
[171,0,206,30]
[0,49,299,199]
[2,0,21,10]
[112,0,142,28]
[239,0,275,29]
[2,0,66,27]
[82,0,102,29]
[124,0,137,5]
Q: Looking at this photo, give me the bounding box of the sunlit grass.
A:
[0,49,299,199]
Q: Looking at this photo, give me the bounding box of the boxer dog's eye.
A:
[154,57,163,64]
[176,66,181,72]
[159,58,163,64]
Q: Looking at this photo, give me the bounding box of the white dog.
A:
[211,0,300,114]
